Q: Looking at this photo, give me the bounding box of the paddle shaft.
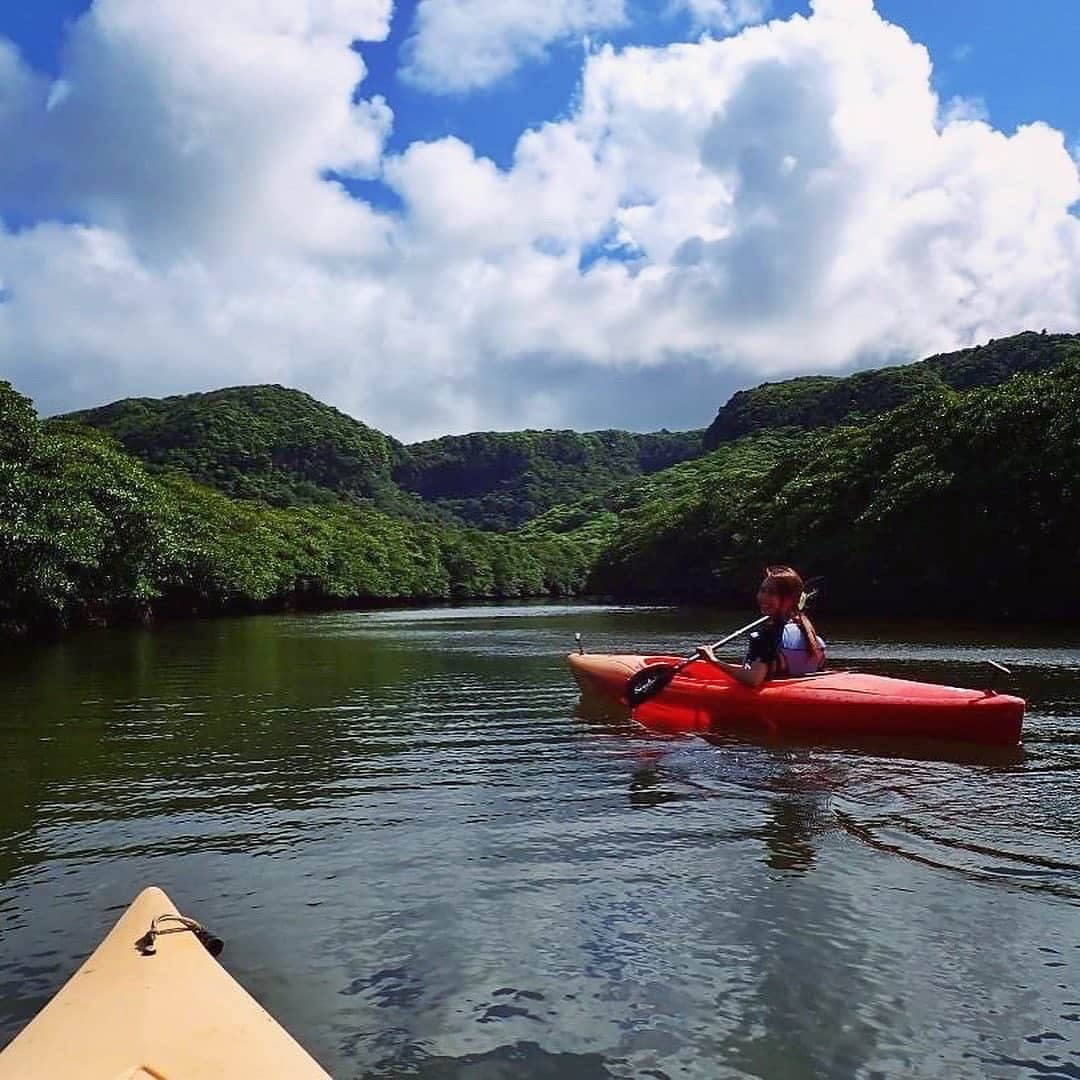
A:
[675,586,818,672]
[623,582,822,707]
[712,584,816,656]
[664,615,771,677]
[711,614,770,651]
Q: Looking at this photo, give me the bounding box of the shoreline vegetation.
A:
[3,330,1078,640]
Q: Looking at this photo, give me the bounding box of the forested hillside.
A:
[703,330,1079,447]
[1,383,596,636]
[66,387,701,528]
[63,385,422,514]
[394,428,703,530]
[564,357,1080,619]
[5,328,1078,636]
[63,330,1077,539]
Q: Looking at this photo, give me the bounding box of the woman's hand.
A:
[697,648,768,688]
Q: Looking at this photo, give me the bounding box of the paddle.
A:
[625,579,821,708]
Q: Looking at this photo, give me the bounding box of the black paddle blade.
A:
[625,664,678,707]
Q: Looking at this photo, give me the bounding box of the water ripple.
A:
[0,606,1077,1079]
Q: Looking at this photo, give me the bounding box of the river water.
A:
[1,603,1078,1078]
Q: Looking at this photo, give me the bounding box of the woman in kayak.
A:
[696,566,826,687]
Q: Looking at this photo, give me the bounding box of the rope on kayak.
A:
[135,913,224,958]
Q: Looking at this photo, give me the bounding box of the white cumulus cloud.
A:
[400,0,627,92]
[0,0,394,260]
[1,0,1079,441]
[672,0,770,34]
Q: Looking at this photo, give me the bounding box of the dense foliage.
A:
[393,428,703,530]
[62,385,423,514]
[580,359,1080,619]
[526,432,797,598]
[67,386,701,529]
[2,383,594,635]
[7,328,1079,635]
[703,330,1080,447]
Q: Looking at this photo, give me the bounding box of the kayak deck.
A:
[0,886,330,1079]
[568,652,1025,746]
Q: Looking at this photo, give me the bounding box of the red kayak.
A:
[567,652,1025,746]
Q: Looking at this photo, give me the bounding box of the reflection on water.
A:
[0,603,1078,1078]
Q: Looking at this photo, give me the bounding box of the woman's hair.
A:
[760,565,804,602]
[761,565,825,665]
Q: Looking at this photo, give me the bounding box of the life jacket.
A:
[745,617,826,677]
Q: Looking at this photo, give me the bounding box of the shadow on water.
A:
[625,750,836,875]
[573,686,1077,894]
[574,692,837,873]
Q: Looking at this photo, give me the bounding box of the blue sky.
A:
[0,1,1078,438]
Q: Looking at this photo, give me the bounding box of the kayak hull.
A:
[568,653,1024,746]
[0,885,330,1079]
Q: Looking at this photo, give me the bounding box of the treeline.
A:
[7,329,1080,635]
[703,330,1078,447]
[1,383,595,636]
[63,385,434,519]
[395,427,702,530]
[574,357,1080,620]
[68,387,702,530]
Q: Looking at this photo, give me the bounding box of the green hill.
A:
[394,428,703,530]
[60,331,1078,537]
[62,386,702,530]
[703,330,1080,448]
[3,381,598,636]
[564,354,1080,619]
[62,385,410,511]
[12,326,1076,630]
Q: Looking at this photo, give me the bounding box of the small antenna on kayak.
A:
[575,632,584,655]
[985,659,1011,694]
